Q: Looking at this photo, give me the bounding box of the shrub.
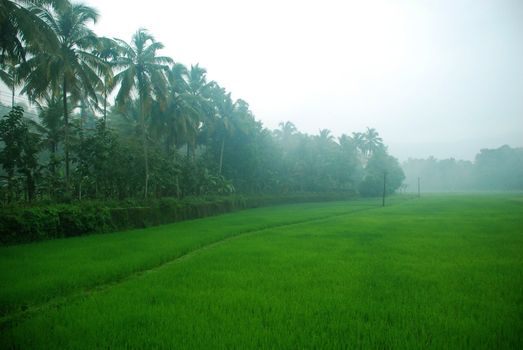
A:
[0,192,355,245]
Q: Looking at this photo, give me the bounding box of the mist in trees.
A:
[2,0,520,208]
[0,0,406,204]
[402,145,523,192]
[0,99,404,202]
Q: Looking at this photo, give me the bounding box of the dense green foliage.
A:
[0,0,404,205]
[0,192,356,244]
[1,195,522,348]
[0,106,39,201]
[403,145,523,192]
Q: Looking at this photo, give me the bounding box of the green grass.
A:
[0,198,381,316]
[1,194,522,349]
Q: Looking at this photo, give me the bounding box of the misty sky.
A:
[67,1,523,159]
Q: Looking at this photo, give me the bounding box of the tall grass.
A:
[0,198,386,316]
[1,194,522,349]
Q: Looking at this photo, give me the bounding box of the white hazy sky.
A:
[84,0,522,160]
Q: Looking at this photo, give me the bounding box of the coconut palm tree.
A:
[338,134,359,153]
[351,131,366,156]
[0,0,64,64]
[363,127,384,157]
[21,2,105,189]
[185,64,212,159]
[113,28,172,198]
[92,36,120,124]
[32,93,63,196]
[275,121,297,143]
[208,84,235,175]
[35,94,62,159]
[317,129,334,144]
[158,63,200,158]
[0,58,18,107]
[1,1,66,110]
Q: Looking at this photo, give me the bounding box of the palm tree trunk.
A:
[50,142,57,199]
[6,173,13,204]
[26,172,35,202]
[140,101,149,199]
[80,99,85,135]
[51,143,56,177]
[11,62,15,108]
[219,137,225,175]
[143,128,149,199]
[11,80,15,108]
[103,81,107,126]
[175,176,180,199]
[63,78,70,190]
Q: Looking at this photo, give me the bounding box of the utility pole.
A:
[382,171,387,207]
[417,177,421,198]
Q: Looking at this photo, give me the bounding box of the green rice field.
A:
[1,194,522,349]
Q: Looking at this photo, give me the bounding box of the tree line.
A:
[0,0,404,204]
[402,145,523,192]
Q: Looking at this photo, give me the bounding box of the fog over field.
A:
[85,0,523,161]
